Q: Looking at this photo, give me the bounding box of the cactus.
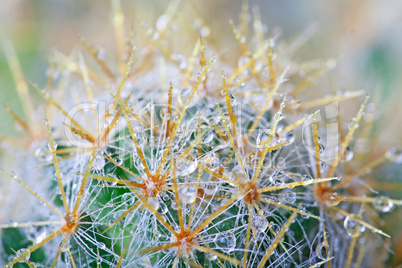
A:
[1,2,401,267]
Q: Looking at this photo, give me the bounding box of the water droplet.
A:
[299,207,310,219]
[92,155,105,171]
[220,88,225,96]
[158,202,168,214]
[161,193,169,201]
[348,120,359,130]
[281,191,296,204]
[26,226,36,242]
[146,197,159,211]
[34,147,45,160]
[229,94,237,106]
[246,154,259,168]
[42,117,48,125]
[179,186,196,204]
[176,158,197,176]
[214,232,236,252]
[181,88,192,100]
[131,120,143,132]
[65,213,76,223]
[107,104,117,116]
[156,14,169,31]
[7,253,17,263]
[238,56,249,67]
[269,173,285,186]
[385,147,402,164]
[133,156,144,170]
[319,144,325,155]
[55,187,61,195]
[210,157,220,171]
[8,220,18,227]
[207,252,217,261]
[159,106,171,120]
[345,146,354,161]
[325,192,342,207]
[95,47,105,60]
[135,133,147,147]
[300,174,312,182]
[274,112,283,121]
[26,226,47,244]
[222,115,230,125]
[105,173,118,186]
[171,200,178,210]
[77,190,84,198]
[288,97,301,110]
[286,131,295,144]
[363,112,374,123]
[252,215,268,233]
[202,131,214,144]
[99,242,106,250]
[257,131,271,150]
[276,157,286,169]
[121,193,134,206]
[155,231,162,238]
[172,114,180,122]
[16,248,30,263]
[61,242,69,252]
[152,32,159,40]
[269,222,280,234]
[373,196,393,213]
[115,157,123,165]
[343,216,365,237]
[315,242,326,260]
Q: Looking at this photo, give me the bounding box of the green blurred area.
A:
[0,39,47,136]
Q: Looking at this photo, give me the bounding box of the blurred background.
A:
[0,0,401,265]
[1,0,402,139]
